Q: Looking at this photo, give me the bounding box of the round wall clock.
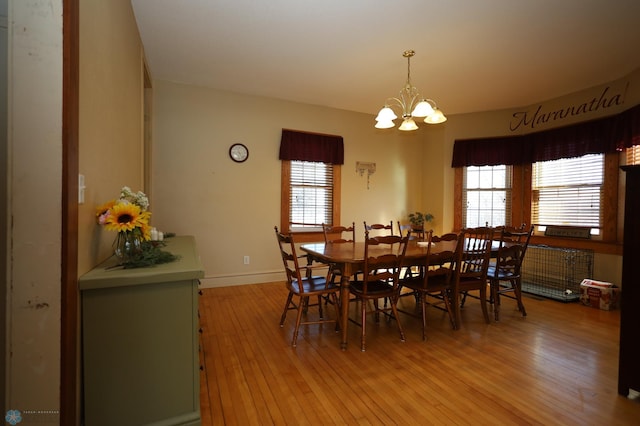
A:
[229,143,249,163]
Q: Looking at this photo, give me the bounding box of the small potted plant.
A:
[408,211,434,231]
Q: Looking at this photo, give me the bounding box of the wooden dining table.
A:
[301,239,458,350]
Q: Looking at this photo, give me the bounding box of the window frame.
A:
[462,164,513,228]
[454,152,620,254]
[281,160,341,242]
[531,153,604,235]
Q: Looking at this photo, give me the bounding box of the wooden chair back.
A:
[457,226,494,279]
[359,231,409,296]
[397,222,425,240]
[451,226,495,328]
[322,222,356,243]
[492,224,534,279]
[364,221,394,237]
[409,230,458,287]
[274,227,306,292]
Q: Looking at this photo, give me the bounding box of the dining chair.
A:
[397,221,425,241]
[322,222,358,298]
[398,231,459,340]
[323,222,356,244]
[364,221,394,237]
[348,230,409,351]
[274,226,341,347]
[488,224,534,321]
[451,226,494,329]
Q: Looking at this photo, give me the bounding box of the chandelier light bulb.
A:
[398,118,418,131]
[424,108,447,124]
[375,120,395,129]
[375,106,397,122]
[374,50,445,131]
[411,100,434,118]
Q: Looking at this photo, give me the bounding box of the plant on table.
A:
[96,186,177,268]
[408,211,434,229]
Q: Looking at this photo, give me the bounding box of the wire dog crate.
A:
[521,245,594,302]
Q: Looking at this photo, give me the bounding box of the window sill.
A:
[528,235,622,255]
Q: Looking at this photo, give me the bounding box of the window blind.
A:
[626,145,640,165]
[289,161,333,228]
[532,154,603,228]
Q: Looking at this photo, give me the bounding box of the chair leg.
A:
[452,291,461,330]
[479,284,490,324]
[331,293,341,332]
[318,295,324,319]
[389,299,406,343]
[442,290,456,329]
[280,291,294,326]
[361,298,367,352]
[491,280,501,321]
[291,297,305,347]
[513,278,527,317]
[420,292,427,341]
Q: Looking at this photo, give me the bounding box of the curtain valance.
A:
[279,129,344,165]
[452,103,640,167]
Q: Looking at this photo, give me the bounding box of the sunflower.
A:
[104,202,151,233]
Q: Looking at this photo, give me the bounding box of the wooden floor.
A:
[198,282,640,425]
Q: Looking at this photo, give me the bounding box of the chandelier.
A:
[375,50,447,131]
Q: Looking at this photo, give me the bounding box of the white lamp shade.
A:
[411,100,435,118]
[375,106,397,122]
[424,108,447,124]
[398,118,418,131]
[375,120,395,129]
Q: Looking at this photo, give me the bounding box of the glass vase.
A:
[114,230,143,262]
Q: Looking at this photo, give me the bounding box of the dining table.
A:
[301,238,504,350]
[301,239,458,350]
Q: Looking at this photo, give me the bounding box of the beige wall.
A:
[152,70,640,288]
[6,0,145,422]
[151,81,428,286]
[77,0,146,274]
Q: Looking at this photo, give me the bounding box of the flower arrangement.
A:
[96,186,177,268]
[97,186,151,239]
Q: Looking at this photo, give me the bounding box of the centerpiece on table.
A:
[408,211,434,230]
[96,186,178,268]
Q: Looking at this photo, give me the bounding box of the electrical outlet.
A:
[243,256,250,265]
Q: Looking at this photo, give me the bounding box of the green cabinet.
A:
[79,236,204,425]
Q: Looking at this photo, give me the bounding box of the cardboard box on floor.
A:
[579,279,620,310]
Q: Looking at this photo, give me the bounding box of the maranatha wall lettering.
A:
[510,85,627,132]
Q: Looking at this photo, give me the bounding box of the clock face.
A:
[229,143,249,163]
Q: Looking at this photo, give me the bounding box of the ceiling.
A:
[131,0,640,117]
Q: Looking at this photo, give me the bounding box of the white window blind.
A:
[532,154,603,229]
[626,145,640,165]
[289,161,333,229]
[463,165,512,228]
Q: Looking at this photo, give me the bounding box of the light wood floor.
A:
[198,282,639,425]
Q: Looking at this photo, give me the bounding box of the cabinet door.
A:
[83,280,200,425]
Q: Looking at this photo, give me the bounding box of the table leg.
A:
[340,274,350,350]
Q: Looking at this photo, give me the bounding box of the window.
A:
[532,153,603,233]
[463,165,512,228]
[281,160,341,237]
[278,129,343,239]
[289,161,333,230]
[626,145,640,165]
